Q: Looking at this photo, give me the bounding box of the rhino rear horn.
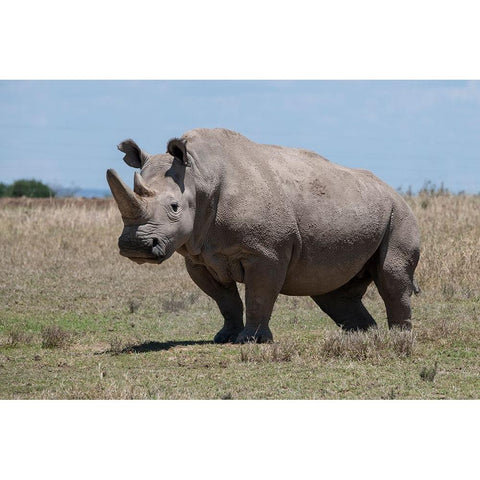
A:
[117,139,151,168]
[106,169,147,219]
[133,171,156,197]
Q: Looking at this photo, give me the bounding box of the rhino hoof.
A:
[214,327,243,344]
[234,327,274,344]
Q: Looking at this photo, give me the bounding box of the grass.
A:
[0,193,479,399]
[420,361,438,382]
[319,329,415,360]
[240,339,300,363]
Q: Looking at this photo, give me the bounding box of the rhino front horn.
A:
[106,169,146,219]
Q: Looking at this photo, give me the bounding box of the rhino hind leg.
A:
[371,214,421,331]
[311,274,377,331]
[372,254,419,331]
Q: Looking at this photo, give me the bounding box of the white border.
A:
[2,1,480,79]
[1,400,478,479]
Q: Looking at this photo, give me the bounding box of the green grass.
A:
[1,297,479,399]
[0,196,479,399]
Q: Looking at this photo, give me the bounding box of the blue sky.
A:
[1,80,479,193]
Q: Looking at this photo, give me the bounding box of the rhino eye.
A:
[170,202,179,213]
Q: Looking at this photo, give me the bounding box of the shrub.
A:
[0,182,9,197]
[108,337,125,355]
[8,179,55,198]
[41,325,72,348]
[320,329,415,360]
[419,180,450,197]
[420,362,438,382]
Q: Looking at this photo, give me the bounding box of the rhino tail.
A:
[413,278,421,295]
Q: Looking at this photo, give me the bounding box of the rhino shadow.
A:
[122,340,212,353]
[95,340,212,355]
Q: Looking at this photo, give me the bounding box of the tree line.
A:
[0,179,56,198]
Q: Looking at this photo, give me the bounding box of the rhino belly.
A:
[280,223,386,296]
[281,253,372,296]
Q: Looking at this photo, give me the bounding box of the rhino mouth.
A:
[119,239,173,265]
[119,249,163,264]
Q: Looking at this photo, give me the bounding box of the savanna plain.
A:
[1,192,479,399]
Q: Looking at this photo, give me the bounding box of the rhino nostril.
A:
[151,238,165,259]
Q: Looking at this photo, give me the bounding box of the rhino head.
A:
[106,138,195,264]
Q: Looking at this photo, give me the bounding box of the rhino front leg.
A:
[235,258,287,344]
[185,259,244,343]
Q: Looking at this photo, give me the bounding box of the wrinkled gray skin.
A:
[107,128,420,343]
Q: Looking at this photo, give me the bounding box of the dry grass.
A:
[319,328,415,360]
[407,193,480,300]
[240,339,300,363]
[41,325,72,349]
[420,361,438,382]
[108,337,126,355]
[3,328,34,347]
[0,193,479,399]
[161,291,201,313]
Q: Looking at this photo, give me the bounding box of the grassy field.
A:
[0,193,479,399]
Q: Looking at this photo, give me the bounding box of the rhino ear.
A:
[117,139,151,168]
[167,138,190,166]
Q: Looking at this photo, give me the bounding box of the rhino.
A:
[106,128,420,343]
